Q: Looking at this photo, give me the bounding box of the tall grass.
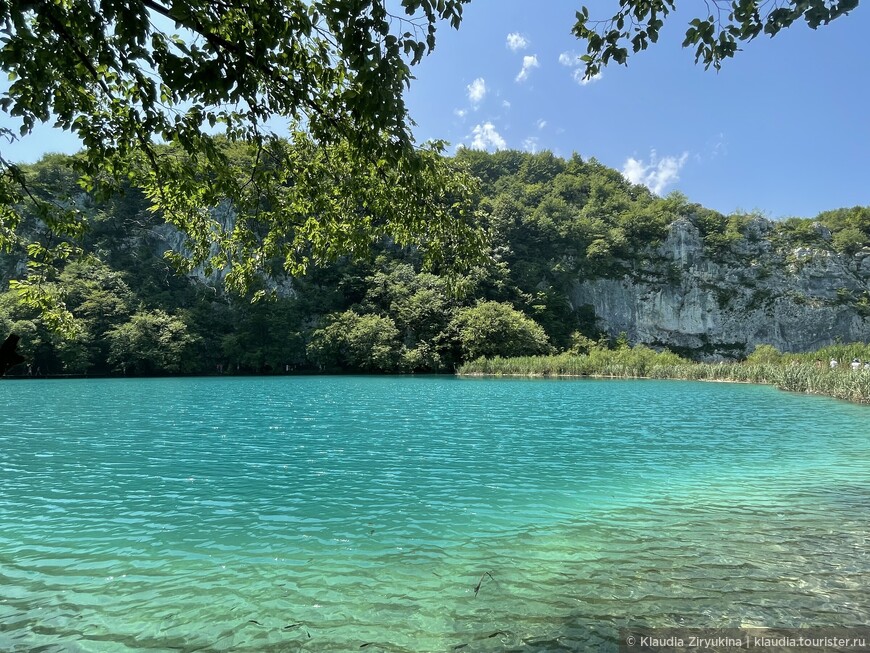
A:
[457,345,870,404]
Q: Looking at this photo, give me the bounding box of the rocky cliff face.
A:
[150,202,295,297]
[569,216,870,359]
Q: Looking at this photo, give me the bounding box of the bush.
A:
[307,310,401,372]
[107,309,198,374]
[746,344,782,364]
[449,301,552,361]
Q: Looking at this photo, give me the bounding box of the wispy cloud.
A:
[711,132,727,158]
[466,77,486,107]
[694,132,729,163]
[522,136,539,153]
[560,50,602,85]
[573,68,602,86]
[506,32,528,51]
[502,100,512,109]
[515,55,539,83]
[558,51,577,67]
[536,119,547,130]
[454,108,467,119]
[622,150,689,195]
[470,122,507,151]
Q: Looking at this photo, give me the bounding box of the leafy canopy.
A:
[573,0,860,79]
[1,1,862,338]
[0,0,479,308]
[3,150,869,375]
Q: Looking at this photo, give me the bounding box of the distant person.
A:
[851,358,861,371]
[830,358,838,369]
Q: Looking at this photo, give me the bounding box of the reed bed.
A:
[457,346,870,404]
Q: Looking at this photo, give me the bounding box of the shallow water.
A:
[1,376,868,652]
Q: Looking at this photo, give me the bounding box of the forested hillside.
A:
[2,148,869,375]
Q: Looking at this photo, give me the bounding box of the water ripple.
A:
[1,376,869,651]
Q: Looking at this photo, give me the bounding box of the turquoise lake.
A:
[1,376,869,652]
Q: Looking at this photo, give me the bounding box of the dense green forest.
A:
[2,147,869,376]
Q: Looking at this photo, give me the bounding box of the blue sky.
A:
[403,1,870,219]
[4,1,868,219]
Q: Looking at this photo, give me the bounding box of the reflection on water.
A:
[0,376,868,652]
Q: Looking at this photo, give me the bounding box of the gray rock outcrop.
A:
[569,217,870,359]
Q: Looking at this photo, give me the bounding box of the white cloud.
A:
[466,77,486,107]
[502,100,511,109]
[560,50,603,85]
[506,33,528,51]
[622,150,689,195]
[470,122,507,151]
[522,137,539,153]
[558,51,577,67]
[711,132,727,158]
[515,55,539,83]
[573,68,602,86]
[454,108,467,119]
[536,119,547,130]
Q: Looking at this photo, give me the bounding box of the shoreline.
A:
[457,365,870,405]
[4,367,868,405]
[459,371,753,383]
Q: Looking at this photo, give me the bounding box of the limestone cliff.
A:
[568,216,870,359]
[149,202,295,297]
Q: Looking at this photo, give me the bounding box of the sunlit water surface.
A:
[1,376,869,652]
